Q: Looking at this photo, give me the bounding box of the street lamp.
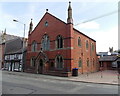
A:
[13,19,26,72]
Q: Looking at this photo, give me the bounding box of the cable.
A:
[74,10,118,26]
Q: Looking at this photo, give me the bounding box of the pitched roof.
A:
[99,56,118,62]
[4,37,23,55]
[0,33,20,44]
[73,28,96,42]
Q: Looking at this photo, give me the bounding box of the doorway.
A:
[117,61,120,68]
[38,59,44,74]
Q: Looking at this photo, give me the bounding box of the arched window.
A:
[45,21,48,27]
[31,41,37,52]
[93,58,95,66]
[78,58,82,67]
[92,43,94,51]
[87,58,89,67]
[56,35,63,49]
[86,40,89,50]
[78,37,81,47]
[30,57,36,67]
[55,55,63,69]
[41,34,50,50]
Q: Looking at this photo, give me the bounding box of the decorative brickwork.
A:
[25,2,97,76]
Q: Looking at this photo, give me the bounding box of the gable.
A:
[31,12,67,36]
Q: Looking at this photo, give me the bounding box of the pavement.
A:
[2,70,119,85]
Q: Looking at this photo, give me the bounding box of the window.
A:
[87,58,89,67]
[14,54,19,59]
[30,57,36,67]
[93,58,95,66]
[5,55,10,60]
[86,40,89,50]
[10,55,14,60]
[78,37,81,47]
[78,58,82,67]
[92,43,94,51]
[41,34,50,50]
[56,35,63,49]
[45,21,48,27]
[32,41,37,52]
[55,55,63,69]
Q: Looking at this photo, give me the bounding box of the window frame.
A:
[78,58,82,67]
[56,35,63,49]
[41,34,50,51]
[31,41,37,52]
[86,40,89,50]
[78,37,81,47]
[92,43,94,51]
[45,21,48,27]
[55,55,64,70]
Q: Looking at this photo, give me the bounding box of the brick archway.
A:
[36,50,49,74]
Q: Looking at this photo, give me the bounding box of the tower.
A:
[67,1,73,24]
[67,2,74,71]
[28,19,33,35]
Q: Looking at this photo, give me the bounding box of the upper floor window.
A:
[10,55,14,60]
[56,35,63,49]
[86,40,89,50]
[92,43,94,51]
[41,34,50,51]
[32,41,37,52]
[78,58,82,67]
[78,37,81,47]
[55,55,63,69]
[45,21,48,27]
[14,54,19,59]
[5,55,10,60]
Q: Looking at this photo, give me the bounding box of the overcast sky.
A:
[0,0,119,52]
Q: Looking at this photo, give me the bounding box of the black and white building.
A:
[4,37,27,72]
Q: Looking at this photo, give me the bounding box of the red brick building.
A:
[25,2,97,76]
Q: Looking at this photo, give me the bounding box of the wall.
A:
[26,12,98,76]
[26,13,72,74]
[73,30,97,74]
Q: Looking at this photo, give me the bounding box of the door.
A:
[10,62,13,71]
[117,61,120,74]
[117,61,120,68]
[38,59,44,74]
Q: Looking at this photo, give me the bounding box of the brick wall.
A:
[26,12,97,76]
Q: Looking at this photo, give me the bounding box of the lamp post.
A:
[13,19,26,72]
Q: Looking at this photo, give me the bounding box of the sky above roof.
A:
[0,0,119,52]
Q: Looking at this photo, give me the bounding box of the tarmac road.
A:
[1,71,119,94]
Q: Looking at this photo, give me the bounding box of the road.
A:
[1,71,119,94]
